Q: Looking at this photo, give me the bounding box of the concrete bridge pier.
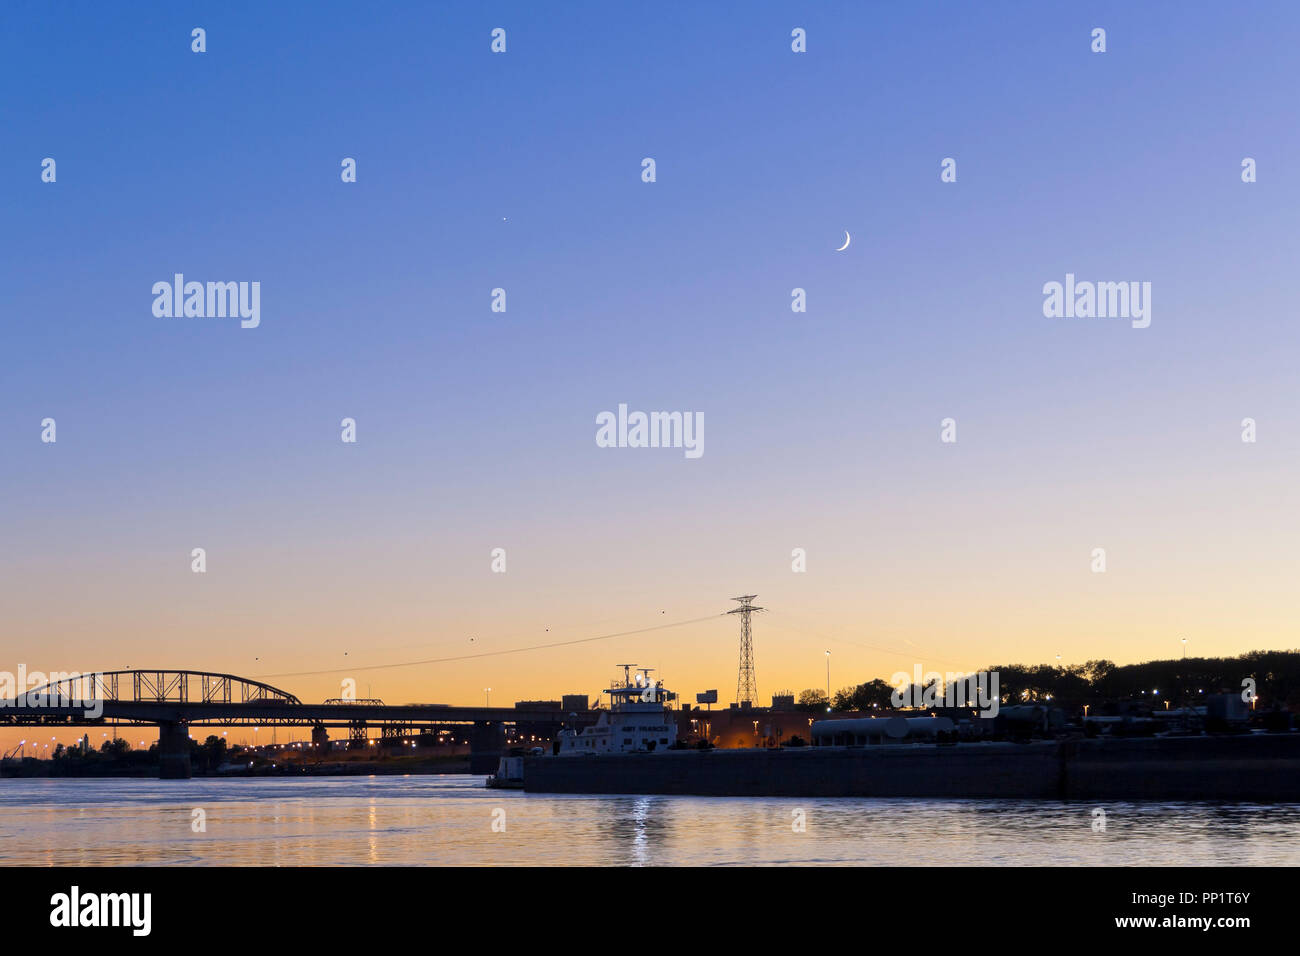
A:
[158,722,192,779]
[469,721,505,774]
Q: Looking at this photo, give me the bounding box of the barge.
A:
[503,665,1300,800]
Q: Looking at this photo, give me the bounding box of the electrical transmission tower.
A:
[727,594,764,707]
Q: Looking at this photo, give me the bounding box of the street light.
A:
[1181,636,1187,659]
[484,687,492,707]
[825,650,831,707]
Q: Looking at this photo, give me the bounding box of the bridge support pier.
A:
[311,724,330,752]
[469,721,505,774]
[380,722,409,750]
[158,722,192,779]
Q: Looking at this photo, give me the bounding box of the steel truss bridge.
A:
[0,669,595,777]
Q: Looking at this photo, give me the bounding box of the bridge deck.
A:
[0,701,598,727]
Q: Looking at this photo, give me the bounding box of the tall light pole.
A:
[1180,637,1189,731]
[825,650,831,710]
[484,687,492,707]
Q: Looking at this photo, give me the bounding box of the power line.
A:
[764,609,971,670]
[253,613,723,680]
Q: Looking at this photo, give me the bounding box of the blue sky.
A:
[2,2,1299,708]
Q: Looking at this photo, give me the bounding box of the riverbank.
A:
[0,754,471,778]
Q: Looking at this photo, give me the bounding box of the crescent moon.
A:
[835,231,851,252]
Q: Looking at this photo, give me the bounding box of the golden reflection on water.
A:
[1,775,1299,866]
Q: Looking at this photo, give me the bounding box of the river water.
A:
[1,776,1297,866]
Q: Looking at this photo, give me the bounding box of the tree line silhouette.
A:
[796,649,1300,715]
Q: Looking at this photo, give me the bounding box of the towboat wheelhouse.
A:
[557,665,678,755]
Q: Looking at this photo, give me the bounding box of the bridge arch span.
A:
[19,670,301,706]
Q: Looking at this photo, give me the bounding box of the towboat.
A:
[555,665,678,755]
